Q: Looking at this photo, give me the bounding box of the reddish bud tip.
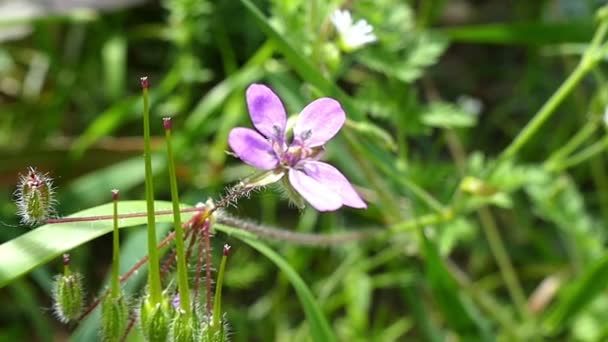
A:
[140,76,149,89]
[63,253,70,266]
[111,189,119,201]
[162,117,172,130]
[223,244,231,256]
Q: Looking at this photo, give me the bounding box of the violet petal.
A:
[288,168,343,211]
[299,161,366,209]
[246,84,287,141]
[228,127,279,170]
[293,98,345,147]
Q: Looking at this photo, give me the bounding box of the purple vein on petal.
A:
[228,127,279,170]
[294,97,345,147]
[288,168,343,211]
[300,161,366,209]
[246,84,287,141]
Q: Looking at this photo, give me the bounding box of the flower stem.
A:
[163,117,191,317]
[550,135,608,171]
[498,20,608,164]
[141,76,162,304]
[110,190,120,298]
[544,116,600,169]
[63,253,71,276]
[212,245,230,332]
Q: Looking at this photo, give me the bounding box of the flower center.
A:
[280,145,306,167]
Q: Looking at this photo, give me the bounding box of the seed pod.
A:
[100,294,130,342]
[15,167,56,226]
[140,296,170,342]
[199,319,231,342]
[52,255,85,323]
[170,311,200,342]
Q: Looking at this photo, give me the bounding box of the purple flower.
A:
[228,84,366,212]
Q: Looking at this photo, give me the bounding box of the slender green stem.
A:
[111,190,120,298]
[141,77,162,304]
[212,245,230,332]
[499,61,593,162]
[544,117,600,169]
[387,211,452,234]
[163,118,191,317]
[498,21,608,164]
[343,130,444,215]
[63,254,71,276]
[551,135,608,171]
[477,207,531,322]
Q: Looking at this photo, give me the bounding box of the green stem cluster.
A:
[163,117,191,318]
[498,15,608,165]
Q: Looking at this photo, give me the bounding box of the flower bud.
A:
[15,167,56,226]
[199,319,231,342]
[140,296,170,342]
[100,295,130,342]
[170,311,200,342]
[459,176,498,197]
[52,255,85,323]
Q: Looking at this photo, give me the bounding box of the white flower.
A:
[457,95,483,116]
[604,106,608,127]
[330,9,377,52]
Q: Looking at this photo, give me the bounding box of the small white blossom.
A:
[603,106,608,127]
[330,9,377,52]
[457,95,483,116]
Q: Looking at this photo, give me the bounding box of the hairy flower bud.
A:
[52,255,85,323]
[171,311,200,342]
[15,167,56,226]
[199,319,231,342]
[140,296,170,342]
[101,295,130,342]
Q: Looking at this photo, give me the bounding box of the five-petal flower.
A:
[228,84,367,212]
[330,9,377,52]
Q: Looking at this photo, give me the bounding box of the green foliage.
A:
[3,0,608,340]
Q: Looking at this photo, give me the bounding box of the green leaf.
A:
[0,201,191,288]
[440,21,594,45]
[237,0,362,120]
[420,230,492,340]
[544,254,608,334]
[0,200,336,341]
[358,32,448,83]
[216,224,337,342]
[421,101,478,128]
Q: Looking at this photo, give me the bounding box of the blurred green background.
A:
[2,0,608,341]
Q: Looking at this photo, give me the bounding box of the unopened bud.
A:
[140,76,149,89]
[101,294,130,342]
[170,311,200,342]
[460,176,498,197]
[140,296,170,342]
[52,261,85,323]
[112,189,120,201]
[163,117,173,130]
[200,320,231,342]
[63,253,70,266]
[222,244,231,256]
[15,167,56,226]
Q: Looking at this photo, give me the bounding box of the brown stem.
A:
[120,315,138,342]
[77,210,208,321]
